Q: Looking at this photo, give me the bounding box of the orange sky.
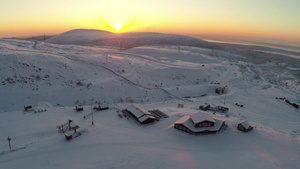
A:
[1,0,300,43]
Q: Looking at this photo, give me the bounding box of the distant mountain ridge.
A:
[46,29,220,49]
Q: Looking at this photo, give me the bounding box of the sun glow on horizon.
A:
[0,0,300,42]
[113,23,123,32]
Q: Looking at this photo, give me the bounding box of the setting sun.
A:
[0,0,300,42]
[113,23,123,32]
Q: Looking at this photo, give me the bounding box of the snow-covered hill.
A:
[0,38,299,169]
[46,29,220,49]
[46,29,114,45]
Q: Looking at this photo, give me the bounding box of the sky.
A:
[1,0,300,42]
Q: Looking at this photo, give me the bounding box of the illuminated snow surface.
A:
[0,36,299,169]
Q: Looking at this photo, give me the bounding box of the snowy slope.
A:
[0,38,300,169]
[46,29,114,45]
[46,29,220,49]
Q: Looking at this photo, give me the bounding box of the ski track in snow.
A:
[31,41,190,101]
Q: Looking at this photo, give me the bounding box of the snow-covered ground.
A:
[0,36,300,169]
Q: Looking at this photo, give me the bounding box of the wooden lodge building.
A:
[174,112,226,135]
[123,104,156,125]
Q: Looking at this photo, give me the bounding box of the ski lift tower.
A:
[90,98,94,125]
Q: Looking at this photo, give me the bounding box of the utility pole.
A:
[224,86,227,105]
[243,74,246,92]
[7,137,12,150]
[90,98,94,125]
[68,120,73,130]
[83,105,86,119]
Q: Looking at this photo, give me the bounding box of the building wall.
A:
[237,124,246,132]
[194,121,214,128]
[174,124,194,134]
[237,124,253,132]
[124,109,139,121]
[140,118,156,125]
[175,122,225,135]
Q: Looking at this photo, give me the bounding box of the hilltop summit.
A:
[46,29,220,49]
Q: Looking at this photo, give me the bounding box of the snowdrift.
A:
[46,29,220,49]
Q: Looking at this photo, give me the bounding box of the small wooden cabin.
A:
[217,106,229,113]
[215,87,225,94]
[237,120,253,132]
[24,105,33,111]
[64,133,73,141]
[75,105,83,112]
[93,103,109,111]
[177,103,184,108]
[199,104,210,111]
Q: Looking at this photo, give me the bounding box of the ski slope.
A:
[0,37,300,169]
